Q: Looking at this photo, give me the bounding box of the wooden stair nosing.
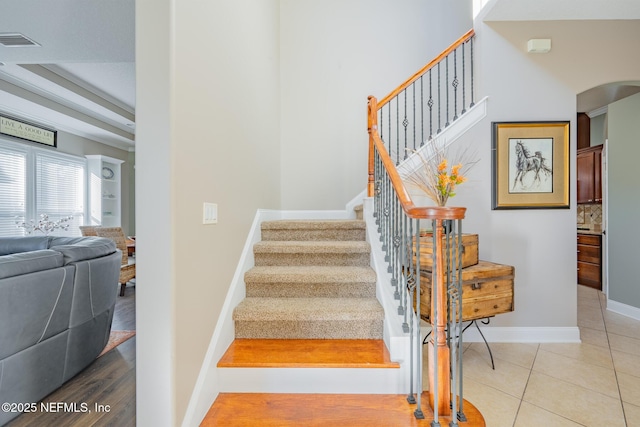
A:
[218,339,399,369]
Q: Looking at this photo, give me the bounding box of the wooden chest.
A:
[413,233,479,270]
[417,260,514,322]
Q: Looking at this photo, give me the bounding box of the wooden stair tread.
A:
[218,339,400,368]
[201,392,485,426]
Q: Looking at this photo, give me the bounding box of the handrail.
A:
[377,29,475,108]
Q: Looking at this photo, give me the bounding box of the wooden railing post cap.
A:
[413,206,466,220]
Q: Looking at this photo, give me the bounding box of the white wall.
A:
[279,0,472,210]
[607,92,640,309]
[136,0,281,425]
[445,13,579,329]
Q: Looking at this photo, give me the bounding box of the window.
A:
[0,138,85,237]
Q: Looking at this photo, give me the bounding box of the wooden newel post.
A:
[367,95,378,198]
[424,207,466,418]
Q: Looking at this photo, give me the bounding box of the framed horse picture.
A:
[492,121,570,209]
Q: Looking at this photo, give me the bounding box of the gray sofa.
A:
[0,235,121,426]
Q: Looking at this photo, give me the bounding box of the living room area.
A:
[0,2,138,425]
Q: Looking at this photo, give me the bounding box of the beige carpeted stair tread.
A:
[233,297,384,321]
[261,220,366,241]
[254,241,372,267]
[233,297,384,339]
[254,240,370,253]
[261,219,366,230]
[245,266,377,298]
[245,266,376,283]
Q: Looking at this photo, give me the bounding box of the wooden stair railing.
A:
[366,29,476,424]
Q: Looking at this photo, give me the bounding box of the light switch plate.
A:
[203,202,218,224]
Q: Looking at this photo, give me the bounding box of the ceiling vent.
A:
[0,33,41,47]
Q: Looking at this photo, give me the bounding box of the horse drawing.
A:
[512,141,552,190]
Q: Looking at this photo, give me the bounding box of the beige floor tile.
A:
[463,346,531,399]
[533,349,619,398]
[523,371,626,427]
[618,372,640,407]
[609,332,640,356]
[578,309,605,331]
[578,293,602,310]
[463,377,520,427]
[540,342,613,369]
[514,401,583,427]
[577,285,599,300]
[466,342,538,370]
[612,349,640,377]
[603,309,640,329]
[607,323,640,342]
[623,402,640,427]
[580,326,609,348]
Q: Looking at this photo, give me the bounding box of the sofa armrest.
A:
[49,237,117,265]
[0,250,64,279]
[0,236,49,256]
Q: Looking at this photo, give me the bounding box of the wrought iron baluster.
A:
[428,70,433,141]
[420,76,425,146]
[396,97,400,165]
[437,63,441,134]
[445,54,450,128]
[412,84,416,151]
[414,219,424,420]
[453,48,459,121]
[461,42,467,114]
[403,89,409,160]
[469,37,476,107]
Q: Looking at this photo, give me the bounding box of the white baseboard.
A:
[607,298,640,321]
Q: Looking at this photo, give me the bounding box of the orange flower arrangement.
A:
[406,140,477,207]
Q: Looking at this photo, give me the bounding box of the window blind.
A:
[35,152,85,236]
[0,139,86,237]
[0,145,27,236]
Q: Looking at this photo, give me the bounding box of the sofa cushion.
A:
[0,250,64,279]
[0,236,49,256]
[48,237,117,264]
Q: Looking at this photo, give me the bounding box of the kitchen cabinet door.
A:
[577,145,603,204]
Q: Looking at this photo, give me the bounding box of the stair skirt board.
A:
[217,367,409,394]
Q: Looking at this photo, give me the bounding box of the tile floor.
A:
[458,285,640,426]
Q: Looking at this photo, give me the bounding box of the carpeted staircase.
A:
[232,219,384,340]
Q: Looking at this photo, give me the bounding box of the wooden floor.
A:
[201,392,485,426]
[6,286,136,427]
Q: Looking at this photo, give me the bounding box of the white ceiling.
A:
[0,0,136,151]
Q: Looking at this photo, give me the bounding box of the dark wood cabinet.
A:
[577,113,591,150]
[577,145,603,204]
[577,233,601,290]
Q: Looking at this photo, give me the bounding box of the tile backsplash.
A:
[577,204,602,228]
